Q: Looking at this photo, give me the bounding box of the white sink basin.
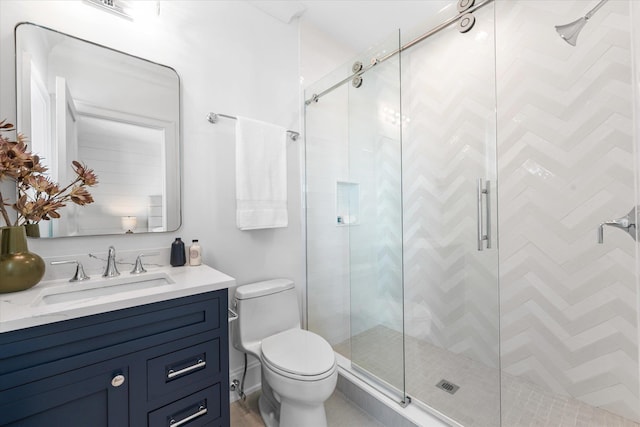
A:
[36,272,175,306]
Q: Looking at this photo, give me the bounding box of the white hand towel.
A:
[235,116,288,230]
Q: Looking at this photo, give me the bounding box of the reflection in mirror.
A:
[15,22,181,238]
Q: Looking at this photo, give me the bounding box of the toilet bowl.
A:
[259,329,337,427]
[232,279,337,427]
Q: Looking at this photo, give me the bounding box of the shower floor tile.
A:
[333,325,639,427]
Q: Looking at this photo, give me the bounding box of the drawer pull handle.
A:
[169,405,207,427]
[111,374,126,388]
[167,359,206,379]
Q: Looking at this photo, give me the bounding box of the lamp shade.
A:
[121,216,137,233]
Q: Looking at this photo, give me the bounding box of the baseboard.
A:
[229,358,262,403]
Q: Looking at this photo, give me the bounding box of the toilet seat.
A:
[262,354,337,382]
[261,329,336,381]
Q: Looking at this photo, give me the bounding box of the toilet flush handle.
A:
[228,307,239,323]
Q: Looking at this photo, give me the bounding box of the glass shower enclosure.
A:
[305,5,501,424]
[305,31,407,405]
[305,0,640,425]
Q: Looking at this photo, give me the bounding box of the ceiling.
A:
[248,0,453,52]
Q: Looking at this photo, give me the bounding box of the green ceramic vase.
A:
[24,223,41,238]
[0,226,45,293]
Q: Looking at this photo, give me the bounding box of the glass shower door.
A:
[305,29,407,408]
[400,4,500,426]
[346,31,406,403]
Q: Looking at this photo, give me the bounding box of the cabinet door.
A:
[1,366,128,427]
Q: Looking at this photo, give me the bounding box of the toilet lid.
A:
[261,329,335,377]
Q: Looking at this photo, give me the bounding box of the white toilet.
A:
[232,279,337,427]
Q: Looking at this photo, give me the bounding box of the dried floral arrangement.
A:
[0,120,98,227]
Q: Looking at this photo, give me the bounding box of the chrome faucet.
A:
[51,260,90,282]
[131,253,147,274]
[103,246,120,277]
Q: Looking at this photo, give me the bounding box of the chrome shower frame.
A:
[304,0,494,105]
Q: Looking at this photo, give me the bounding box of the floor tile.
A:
[335,325,639,427]
[230,389,385,427]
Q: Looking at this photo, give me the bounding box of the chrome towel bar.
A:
[206,112,300,141]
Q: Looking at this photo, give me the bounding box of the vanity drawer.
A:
[148,384,222,427]
[147,338,220,401]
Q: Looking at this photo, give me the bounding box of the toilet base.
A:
[258,373,280,427]
[258,369,331,427]
[258,391,279,427]
[259,362,336,427]
[280,400,328,427]
[258,390,329,427]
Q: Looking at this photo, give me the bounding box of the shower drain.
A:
[436,379,460,395]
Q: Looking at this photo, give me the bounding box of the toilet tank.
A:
[232,279,301,356]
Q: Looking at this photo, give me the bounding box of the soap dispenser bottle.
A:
[189,239,202,266]
[170,237,186,266]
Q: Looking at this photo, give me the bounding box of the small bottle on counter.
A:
[189,239,202,266]
[170,237,186,266]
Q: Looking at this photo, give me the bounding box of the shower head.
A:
[555,18,587,46]
[555,0,608,46]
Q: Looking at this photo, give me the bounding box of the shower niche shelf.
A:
[336,181,359,226]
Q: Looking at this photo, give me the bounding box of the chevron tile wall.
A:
[496,0,639,421]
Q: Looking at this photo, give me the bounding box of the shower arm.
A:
[585,0,608,20]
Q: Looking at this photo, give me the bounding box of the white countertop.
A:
[0,264,235,333]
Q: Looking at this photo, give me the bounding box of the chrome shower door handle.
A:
[477,179,491,251]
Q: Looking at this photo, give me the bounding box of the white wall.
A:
[0,0,304,389]
[300,18,355,348]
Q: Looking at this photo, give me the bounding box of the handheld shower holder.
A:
[597,206,638,244]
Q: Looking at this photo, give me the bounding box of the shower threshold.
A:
[350,361,409,407]
[334,353,458,427]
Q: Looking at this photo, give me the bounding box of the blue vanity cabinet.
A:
[0,361,129,426]
[0,288,230,427]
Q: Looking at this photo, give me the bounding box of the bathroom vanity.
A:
[0,265,233,427]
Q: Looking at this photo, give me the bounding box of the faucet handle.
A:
[51,260,90,282]
[131,254,148,274]
[103,246,120,277]
[130,252,159,274]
